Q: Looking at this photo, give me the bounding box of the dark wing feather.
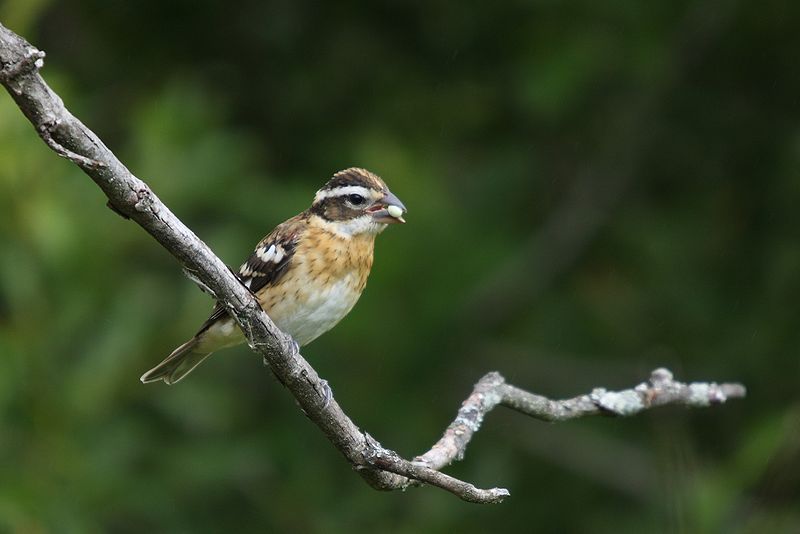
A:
[195,220,301,334]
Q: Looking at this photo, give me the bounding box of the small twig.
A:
[415,368,746,472]
[182,266,217,297]
[363,434,510,504]
[38,121,107,169]
[0,38,105,170]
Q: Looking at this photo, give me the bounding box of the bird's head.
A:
[310,168,407,237]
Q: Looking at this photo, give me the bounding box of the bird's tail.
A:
[140,337,213,385]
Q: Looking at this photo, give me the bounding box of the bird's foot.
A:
[291,338,301,355]
[318,379,333,409]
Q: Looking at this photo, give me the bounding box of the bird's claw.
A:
[318,379,333,409]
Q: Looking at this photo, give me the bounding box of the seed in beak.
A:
[387,205,404,219]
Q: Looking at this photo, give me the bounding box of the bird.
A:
[140,167,406,385]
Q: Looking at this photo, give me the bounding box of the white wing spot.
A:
[256,244,276,262]
[254,243,286,264]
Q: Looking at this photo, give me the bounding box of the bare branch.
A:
[415,368,745,473]
[361,433,510,504]
[0,22,746,504]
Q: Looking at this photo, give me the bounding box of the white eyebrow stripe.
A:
[313,185,374,203]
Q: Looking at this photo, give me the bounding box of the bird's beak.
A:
[368,190,407,224]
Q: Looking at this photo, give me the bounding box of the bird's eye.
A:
[347,194,366,205]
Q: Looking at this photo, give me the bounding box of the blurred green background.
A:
[1,0,799,532]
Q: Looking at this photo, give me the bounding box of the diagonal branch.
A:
[0,23,746,504]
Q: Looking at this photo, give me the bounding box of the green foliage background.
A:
[1,1,799,532]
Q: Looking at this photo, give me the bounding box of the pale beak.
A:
[368,190,407,224]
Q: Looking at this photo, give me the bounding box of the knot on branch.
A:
[358,433,411,484]
[591,367,746,416]
[362,432,398,465]
[0,46,45,85]
[134,186,155,213]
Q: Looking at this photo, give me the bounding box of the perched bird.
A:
[141,168,406,385]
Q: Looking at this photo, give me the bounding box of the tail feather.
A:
[140,338,213,385]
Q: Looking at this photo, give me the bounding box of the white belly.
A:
[269,274,362,346]
[199,274,363,351]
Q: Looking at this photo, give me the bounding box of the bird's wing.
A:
[196,219,302,334]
